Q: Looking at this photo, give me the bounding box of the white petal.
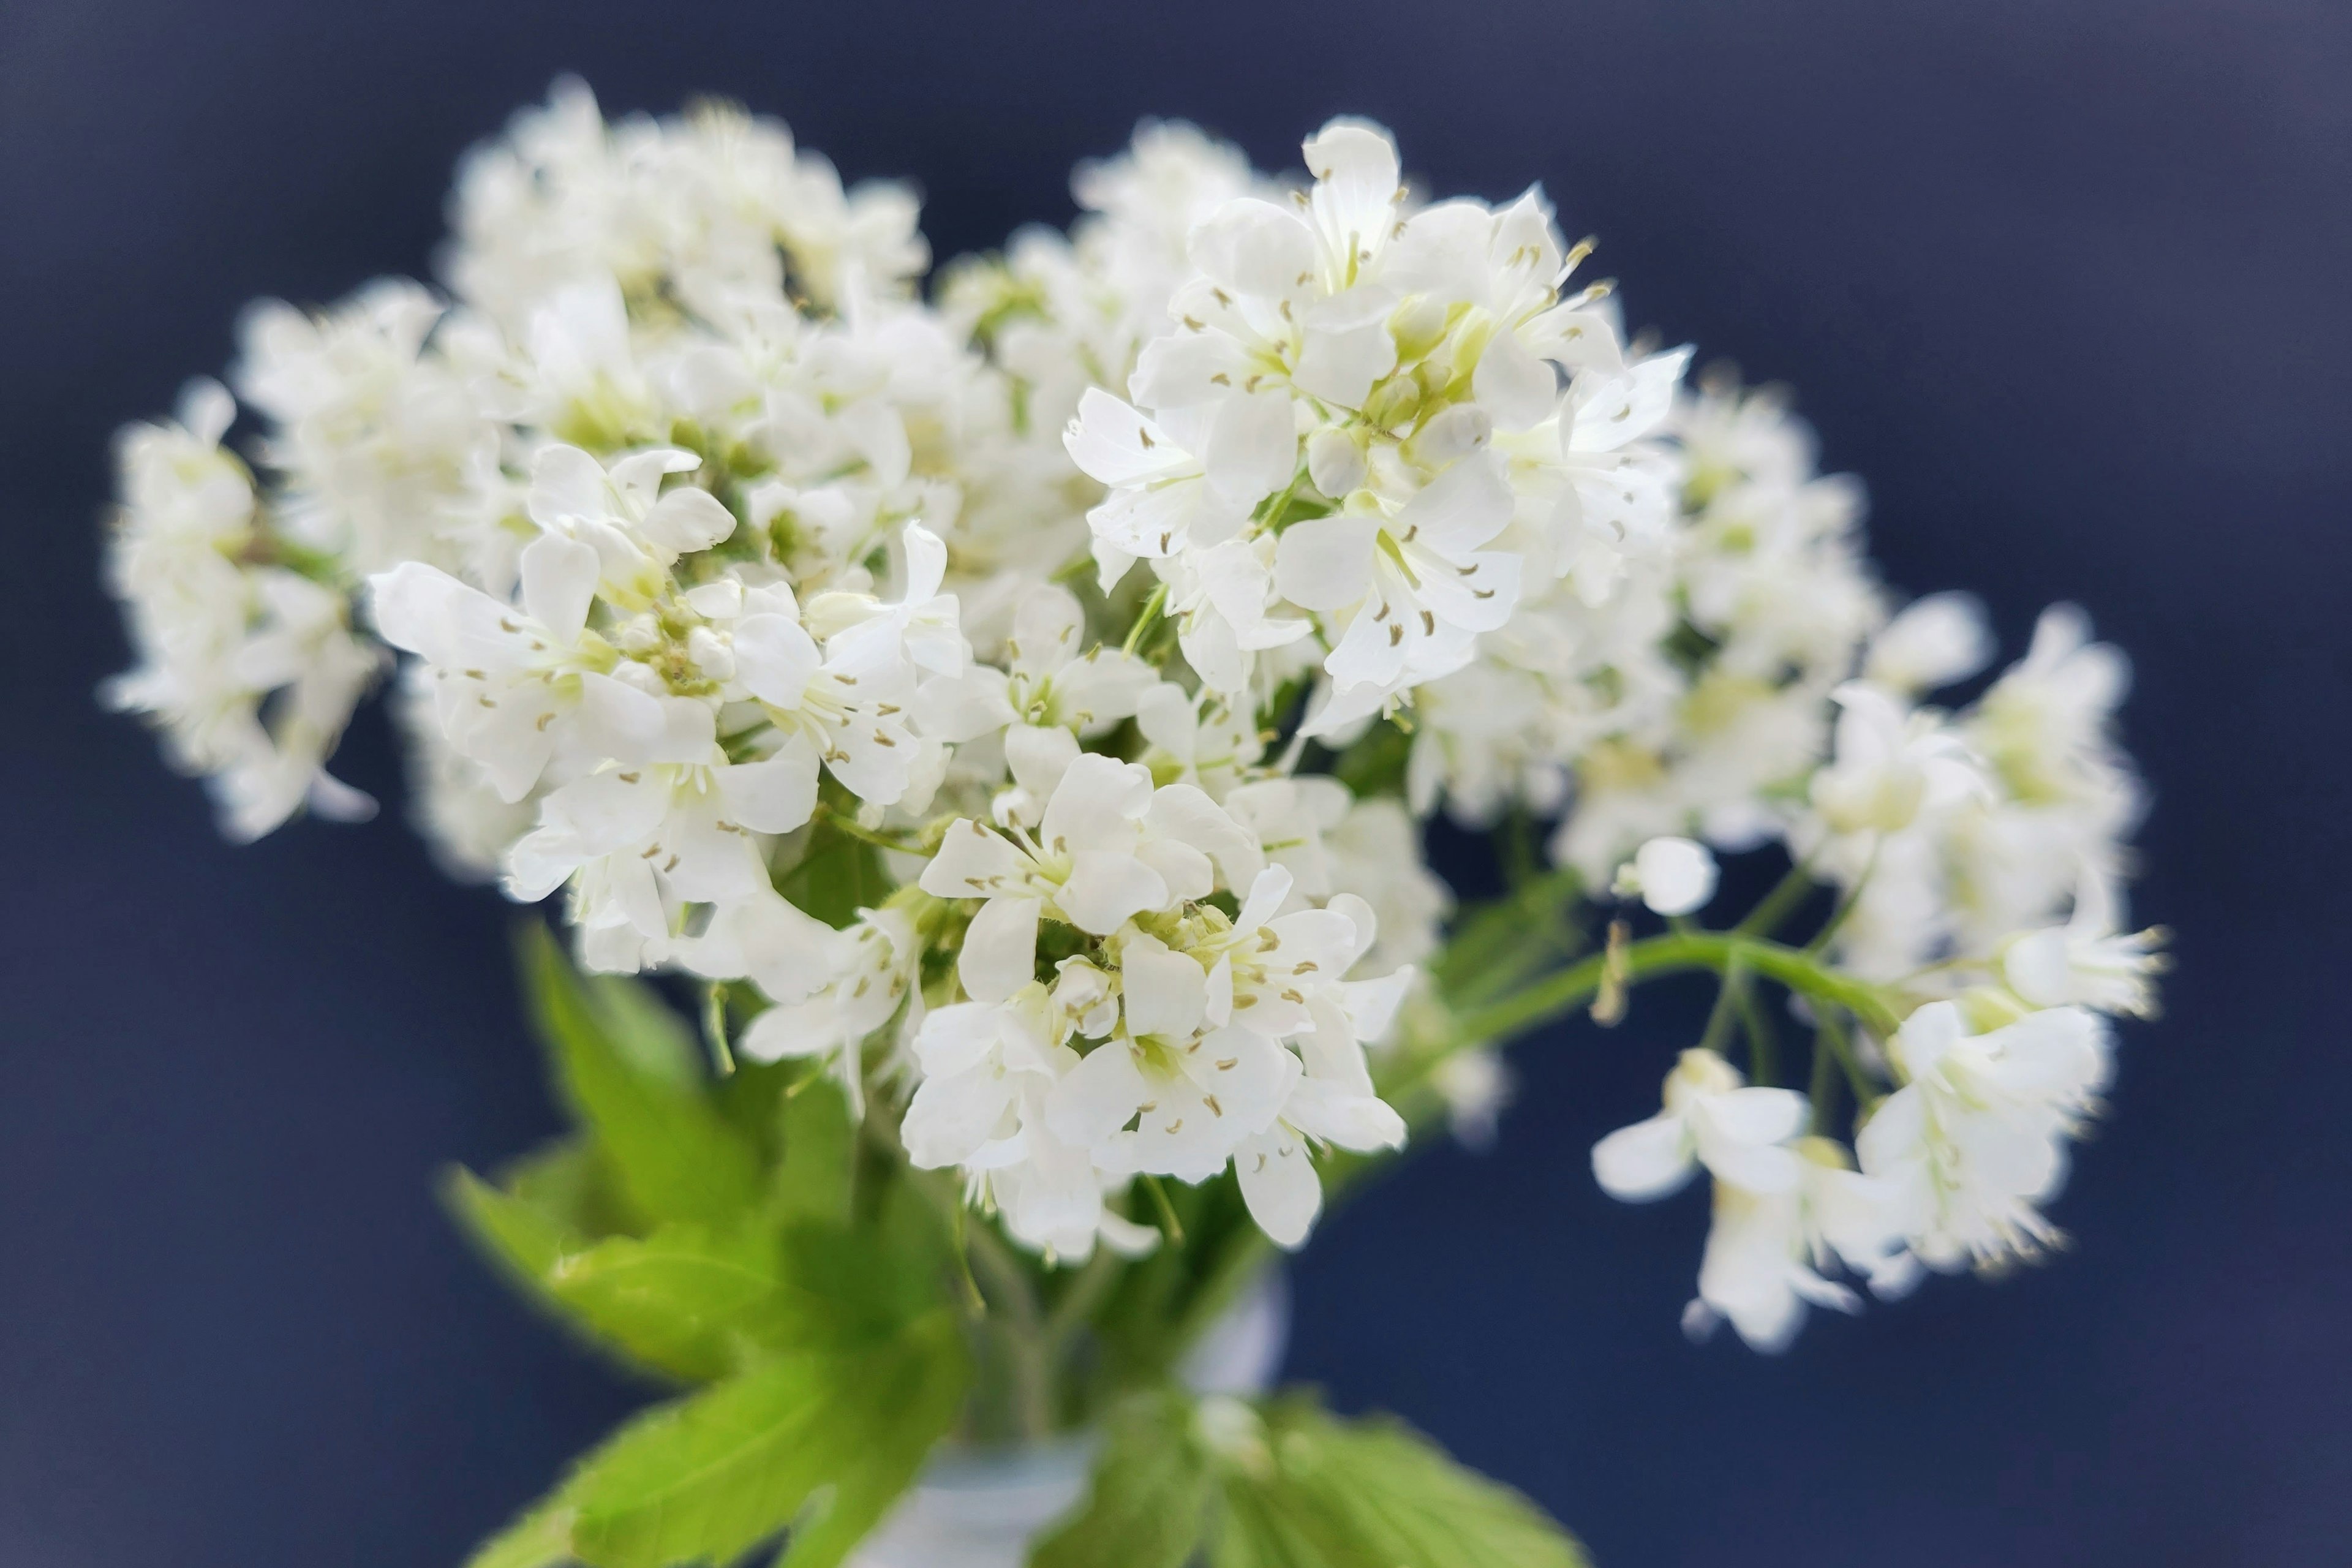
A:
[1186,199,1317,298]
[526,443,615,527]
[920,818,1027,898]
[1040,754,1155,851]
[1237,1128,1322,1250]
[1472,329,1560,432]
[1063,388,1192,487]
[1045,1043,1153,1148]
[1592,1114,1697,1201]
[639,485,737,560]
[732,614,823,709]
[1057,853,1172,935]
[1202,391,1297,508]
[718,747,820,835]
[1122,941,1209,1040]
[518,532,601,643]
[960,895,1042,1003]
[1292,319,1397,410]
[1273,515,1378,612]
[1005,723,1080,803]
[1396,451,1513,552]
[916,1001,1006,1076]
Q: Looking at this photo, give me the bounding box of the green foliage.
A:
[1032,1389,1586,1568]
[1208,1396,1587,1568]
[542,1224,794,1382]
[772,1076,855,1226]
[457,931,973,1568]
[520,924,765,1226]
[467,1313,968,1568]
[1030,1390,1214,1568]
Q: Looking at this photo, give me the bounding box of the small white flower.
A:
[1863,592,1992,696]
[1809,682,1987,837]
[1592,1048,1808,1199]
[917,755,1262,999]
[1858,1000,2112,1270]
[1615,835,1719,917]
[2000,872,2166,1017]
[1681,1137,1913,1353]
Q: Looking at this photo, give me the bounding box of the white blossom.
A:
[1858,1001,2112,1270]
[1592,1048,1809,1200]
[1616,835,1719,917]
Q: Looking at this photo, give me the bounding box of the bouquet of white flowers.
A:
[104,81,2162,1568]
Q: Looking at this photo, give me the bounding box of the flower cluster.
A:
[1061,120,1688,733]
[108,87,2158,1340]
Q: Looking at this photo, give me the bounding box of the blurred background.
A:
[4,1,2348,1562]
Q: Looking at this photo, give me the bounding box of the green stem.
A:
[1696,956,1746,1058]
[1122,581,1170,656]
[1806,1016,1842,1133]
[810,802,926,853]
[1449,931,1905,1048]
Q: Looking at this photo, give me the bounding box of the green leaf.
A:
[520,924,764,1226]
[772,1075,855,1227]
[511,1310,968,1568]
[1210,1397,1586,1568]
[502,1136,650,1240]
[586,974,702,1091]
[464,1496,574,1568]
[545,1224,793,1382]
[444,1166,578,1289]
[1030,1390,1213,1568]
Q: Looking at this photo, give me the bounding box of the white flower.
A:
[1858,1001,2112,1270]
[1615,835,1719,917]
[523,442,737,609]
[1592,1048,1809,1199]
[1968,605,2135,812]
[499,695,820,970]
[733,905,923,1115]
[1809,682,1986,837]
[1863,592,1992,697]
[1066,116,1683,720]
[369,535,662,803]
[1681,1137,1915,1352]
[1134,683,1264,800]
[915,582,1153,746]
[917,755,1263,999]
[2000,873,2166,1018]
[105,379,381,840]
[391,662,534,880]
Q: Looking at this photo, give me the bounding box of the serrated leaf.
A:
[536,1311,968,1568]
[1030,1390,1212,1568]
[520,924,764,1226]
[1210,1396,1586,1568]
[444,1166,580,1290]
[545,1224,792,1382]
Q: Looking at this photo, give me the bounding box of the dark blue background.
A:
[5,1,2348,1562]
